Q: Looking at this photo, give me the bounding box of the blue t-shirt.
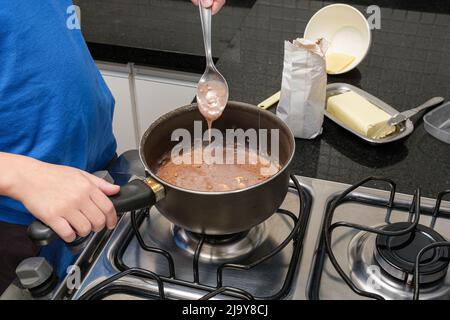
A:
[0,1,117,225]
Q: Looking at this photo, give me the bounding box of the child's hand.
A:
[191,0,226,15]
[8,156,119,242]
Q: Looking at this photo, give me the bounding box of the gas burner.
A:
[173,224,267,263]
[309,177,450,300]
[374,222,449,285]
[349,226,450,300]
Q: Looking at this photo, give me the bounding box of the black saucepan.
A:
[29,101,295,243]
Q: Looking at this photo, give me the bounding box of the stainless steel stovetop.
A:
[47,175,450,300]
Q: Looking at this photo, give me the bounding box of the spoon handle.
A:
[199,1,214,67]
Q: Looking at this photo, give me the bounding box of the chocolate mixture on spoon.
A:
[197,80,228,138]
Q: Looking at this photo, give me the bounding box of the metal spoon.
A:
[196,1,229,117]
[387,97,445,126]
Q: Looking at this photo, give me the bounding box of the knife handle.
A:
[258,91,281,110]
[403,96,445,119]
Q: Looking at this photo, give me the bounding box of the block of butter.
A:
[327,91,396,139]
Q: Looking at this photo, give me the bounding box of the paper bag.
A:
[277,38,328,139]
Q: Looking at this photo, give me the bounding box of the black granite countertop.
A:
[75,0,256,72]
[77,0,450,197]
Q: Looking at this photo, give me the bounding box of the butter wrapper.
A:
[277,38,328,139]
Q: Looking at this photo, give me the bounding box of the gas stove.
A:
[3,151,450,300]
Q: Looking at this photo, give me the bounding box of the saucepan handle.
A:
[109,179,157,212]
[27,179,163,246]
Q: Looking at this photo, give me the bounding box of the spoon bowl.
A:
[197,68,229,122]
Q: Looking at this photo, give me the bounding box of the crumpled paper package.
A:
[277,38,328,139]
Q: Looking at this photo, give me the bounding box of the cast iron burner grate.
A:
[309,177,450,300]
[374,222,449,285]
[78,175,312,300]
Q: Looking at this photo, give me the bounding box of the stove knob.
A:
[27,221,58,246]
[15,257,57,298]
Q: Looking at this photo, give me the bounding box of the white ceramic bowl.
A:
[304,4,371,74]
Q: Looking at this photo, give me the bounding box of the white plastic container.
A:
[304,4,371,74]
[424,102,450,144]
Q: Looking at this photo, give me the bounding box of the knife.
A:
[258,91,281,110]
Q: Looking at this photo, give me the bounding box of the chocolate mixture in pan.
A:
[156,145,280,192]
